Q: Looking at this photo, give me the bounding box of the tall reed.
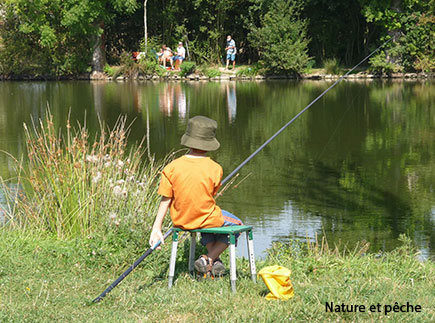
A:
[1,111,167,239]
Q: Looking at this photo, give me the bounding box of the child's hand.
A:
[149,228,164,249]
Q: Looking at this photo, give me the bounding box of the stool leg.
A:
[188,232,197,273]
[229,234,237,293]
[246,230,256,283]
[168,239,178,288]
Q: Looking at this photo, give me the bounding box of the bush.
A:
[202,67,221,78]
[103,64,115,77]
[235,65,260,77]
[303,59,315,74]
[111,52,142,78]
[0,112,168,239]
[138,59,166,77]
[248,0,310,75]
[369,51,401,75]
[323,58,341,75]
[414,55,435,73]
[179,61,196,77]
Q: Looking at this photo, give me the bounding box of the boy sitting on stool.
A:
[149,116,243,277]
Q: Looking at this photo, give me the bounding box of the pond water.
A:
[0,80,434,259]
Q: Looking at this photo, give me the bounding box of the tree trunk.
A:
[91,21,106,74]
[144,0,148,53]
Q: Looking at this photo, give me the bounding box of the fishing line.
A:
[92,37,393,303]
[221,37,393,186]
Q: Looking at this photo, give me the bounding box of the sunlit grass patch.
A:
[0,230,433,322]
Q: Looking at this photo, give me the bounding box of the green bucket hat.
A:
[181,116,220,151]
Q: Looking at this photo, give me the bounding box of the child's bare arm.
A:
[149,196,172,248]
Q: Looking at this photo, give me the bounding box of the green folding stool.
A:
[168,225,256,293]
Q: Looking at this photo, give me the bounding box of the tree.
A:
[0,0,138,76]
[360,0,435,72]
[249,0,310,74]
[303,0,370,66]
[61,0,138,74]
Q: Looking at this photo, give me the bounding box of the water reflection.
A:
[0,80,434,258]
[158,83,188,119]
[225,82,237,123]
[92,81,105,117]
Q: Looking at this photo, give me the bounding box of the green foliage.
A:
[304,0,368,66]
[139,59,167,77]
[323,58,341,75]
[414,55,435,73]
[139,36,163,61]
[248,0,310,74]
[1,111,165,239]
[201,67,221,78]
[188,39,218,65]
[179,61,197,77]
[0,0,138,77]
[111,52,146,78]
[0,0,433,76]
[303,59,315,74]
[401,12,435,72]
[360,0,435,72]
[104,64,115,77]
[0,0,89,76]
[188,0,235,64]
[235,65,260,77]
[369,51,401,74]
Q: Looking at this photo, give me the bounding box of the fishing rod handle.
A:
[92,228,172,303]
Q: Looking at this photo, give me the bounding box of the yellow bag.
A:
[258,265,294,300]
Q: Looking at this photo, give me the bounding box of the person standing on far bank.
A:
[225,35,236,70]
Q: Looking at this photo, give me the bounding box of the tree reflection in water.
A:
[0,80,434,258]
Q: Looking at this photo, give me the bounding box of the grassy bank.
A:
[0,230,433,322]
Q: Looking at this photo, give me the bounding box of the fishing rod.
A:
[92,229,173,303]
[92,37,392,303]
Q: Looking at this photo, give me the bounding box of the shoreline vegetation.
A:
[0,65,433,82]
[0,111,434,321]
[1,1,433,83]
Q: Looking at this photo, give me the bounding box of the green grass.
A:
[0,230,433,322]
[200,66,221,78]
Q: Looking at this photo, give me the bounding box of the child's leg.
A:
[196,235,228,275]
[205,241,228,261]
[197,212,243,275]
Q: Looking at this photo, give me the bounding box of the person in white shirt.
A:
[172,42,186,70]
[225,35,236,70]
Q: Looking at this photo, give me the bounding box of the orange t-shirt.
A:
[158,155,224,230]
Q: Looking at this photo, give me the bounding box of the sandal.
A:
[212,258,225,277]
[194,255,213,274]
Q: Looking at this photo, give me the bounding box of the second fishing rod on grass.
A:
[92,37,393,303]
